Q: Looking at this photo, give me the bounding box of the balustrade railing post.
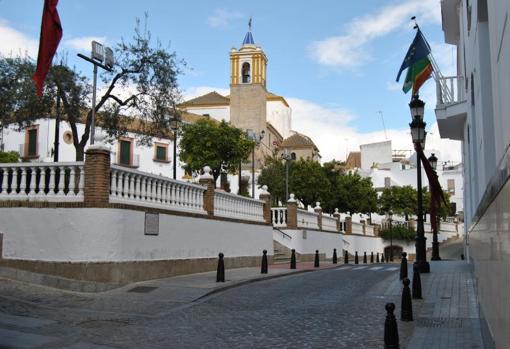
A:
[314,202,322,230]
[345,215,352,235]
[286,194,298,229]
[333,208,341,232]
[259,185,272,224]
[84,146,111,205]
[0,168,8,197]
[199,166,215,217]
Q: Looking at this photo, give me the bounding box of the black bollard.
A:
[290,249,297,269]
[216,253,225,282]
[412,265,422,299]
[401,278,413,321]
[355,251,359,264]
[344,250,349,264]
[381,253,385,263]
[332,248,338,264]
[363,252,367,264]
[314,250,320,268]
[399,252,408,280]
[370,252,374,263]
[261,250,268,274]
[376,252,380,263]
[384,303,400,349]
[461,253,465,260]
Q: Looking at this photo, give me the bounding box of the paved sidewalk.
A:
[384,260,484,349]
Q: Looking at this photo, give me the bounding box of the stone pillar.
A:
[199,166,215,217]
[314,202,322,230]
[84,145,111,205]
[259,185,271,224]
[333,208,341,233]
[361,219,366,235]
[345,215,352,235]
[408,219,416,230]
[287,193,298,229]
[373,224,381,237]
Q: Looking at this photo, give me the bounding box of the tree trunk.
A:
[75,144,85,161]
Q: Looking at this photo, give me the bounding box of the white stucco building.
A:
[435,0,510,346]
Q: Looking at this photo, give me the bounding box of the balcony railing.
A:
[214,191,265,222]
[436,76,466,106]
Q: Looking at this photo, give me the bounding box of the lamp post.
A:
[428,153,441,261]
[409,95,430,273]
[246,129,265,198]
[170,115,181,180]
[77,41,114,145]
[281,149,295,202]
[388,211,394,262]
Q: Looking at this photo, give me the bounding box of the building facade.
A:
[436,0,510,347]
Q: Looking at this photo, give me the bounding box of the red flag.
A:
[33,0,62,97]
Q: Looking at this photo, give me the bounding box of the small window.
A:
[384,177,391,188]
[63,131,73,144]
[242,62,251,83]
[119,139,132,166]
[154,143,169,162]
[24,126,39,158]
[447,179,455,195]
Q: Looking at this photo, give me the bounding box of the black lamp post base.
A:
[413,260,430,273]
[431,242,441,261]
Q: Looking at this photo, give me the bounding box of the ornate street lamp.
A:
[170,115,181,180]
[428,153,441,261]
[388,211,394,262]
[281,149,296,202]
[409,95,430,273]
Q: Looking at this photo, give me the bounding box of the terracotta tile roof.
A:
[281,132,319,150]
[179,91,230,107]
[346,151,361,169]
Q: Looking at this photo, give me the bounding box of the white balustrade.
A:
[110,165,206,214]
[0,162,84,202]
[271,207,288,227]
[322,215,339,232]
[297,209,320,230]
[214,190,265,222]
[351,222,364,234]
[365,224,375,236]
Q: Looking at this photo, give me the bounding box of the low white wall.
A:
[0,208,273,262]
[273,229,343,258]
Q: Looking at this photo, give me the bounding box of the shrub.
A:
[0,151,19,163]
[379,226,416,242]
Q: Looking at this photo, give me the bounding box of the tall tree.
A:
[178,119,254,184]
[288,159,331,209]
[0,16,183,160]
[336,173,378,214]
[378,185,417,219]
[257,156,286,205]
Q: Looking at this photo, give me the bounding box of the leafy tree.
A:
[288,159,331,209]
[0,16,183,160]
[257,156,286,205]
[380,225,416,242]
[423,187,451,219]
[0,151,19,163]
[179,119,254,183]
[378,185,417,219]
[335,173,378,214]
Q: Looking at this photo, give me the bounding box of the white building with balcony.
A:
[436,0,510,347]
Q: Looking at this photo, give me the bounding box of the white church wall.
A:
[360,140,392,170]
[0,207,274,262]
[184,106,230,122]
[267,100,291,139]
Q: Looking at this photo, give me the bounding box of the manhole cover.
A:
[416,317,464,328]
[128,286,158,293]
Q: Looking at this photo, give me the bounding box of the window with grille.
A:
[119,140,131,166]
[27,129,37,156]
[155,145,168,161]
[447,179,455,195]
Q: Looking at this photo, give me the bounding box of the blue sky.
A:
[0,0,461,162]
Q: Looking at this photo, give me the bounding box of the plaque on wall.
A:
[144,212,159,236]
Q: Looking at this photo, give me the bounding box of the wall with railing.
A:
[110,165,206,215]
[436,76,466,106]
[297,209,320,230]
[214,191,265,222]
[0,162,84,202]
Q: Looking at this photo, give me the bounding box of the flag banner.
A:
[33,0,62,97]
[396,29,433,95]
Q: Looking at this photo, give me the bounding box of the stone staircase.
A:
[273,240,294,264]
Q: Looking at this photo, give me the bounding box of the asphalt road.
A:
[0,264,403,349]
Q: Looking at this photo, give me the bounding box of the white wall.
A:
[360,140,392,170]
[267,100,291,139]
[273,229,343,258]
[184,106,230,123]
[0,208,273,262]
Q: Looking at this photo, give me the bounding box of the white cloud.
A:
[386,81,402,91]
[287,96,461,163]
[309,0,441,69]
[63,36,108,52]
[0,19,38,57]
[208,9,244,28]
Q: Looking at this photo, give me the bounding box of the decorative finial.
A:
[248,17,252,31]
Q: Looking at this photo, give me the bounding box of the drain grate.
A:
[416,317,464,328]
[128,286,158,293]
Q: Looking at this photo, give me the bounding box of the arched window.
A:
[242,62,251,83]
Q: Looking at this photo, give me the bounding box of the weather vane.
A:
[248,17,252,31]
[411,16,419,30]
